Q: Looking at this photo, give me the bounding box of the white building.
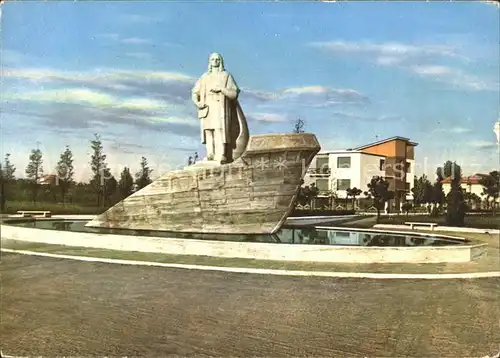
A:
[304,136,418,206]
[304,150,386,199]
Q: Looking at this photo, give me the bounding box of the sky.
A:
[1,1,499,183]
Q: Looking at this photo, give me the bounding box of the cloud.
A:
[240,88,281,102]
[96,33,153,46]
[247,113,288,123]
[410,65,498,91]
[309,40,467,62]
[96,33,120,41]
[448,127,472,134]
[330,112,407,124]
[8,88,170,112]
[310,40,497,92]
[468,140,498,151]
[125,52,153,60]
[2,67,195,101]
[120,37,152,45]
[163,42,183,48]
[2,66,371,142]
[411,65,454,76]
[282,85,370,105]
[1,49,29,65]
[118,14,164,24]
[2,67,201,138]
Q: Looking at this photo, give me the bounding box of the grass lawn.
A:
[380,214,500,229]
[334,213,500,230]
[2,201,103,215]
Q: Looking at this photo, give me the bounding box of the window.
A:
[405,182,410,191]
[337,156,351,168]
[405,162,411,173]
[379,159,386,171]
[316,157,330,174]
[337,179,351,190]
[316,179,329,191]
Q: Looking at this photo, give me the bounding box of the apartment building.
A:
[304,136,418,209]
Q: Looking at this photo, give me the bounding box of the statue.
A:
[191,52,249,164]
[87,52,322,235]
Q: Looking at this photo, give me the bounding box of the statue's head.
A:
[208,52,224,72]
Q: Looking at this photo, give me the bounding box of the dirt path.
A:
[1,253,499,357]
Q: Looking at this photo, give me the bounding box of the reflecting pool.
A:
[9,219,466,247]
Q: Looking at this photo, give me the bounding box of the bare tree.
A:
[293,118,305,133]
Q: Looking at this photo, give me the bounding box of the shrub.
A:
[401,202,413,215]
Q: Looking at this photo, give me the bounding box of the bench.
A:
[405,222,438,231]
[17,210,52,218]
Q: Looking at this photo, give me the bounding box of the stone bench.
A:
[405,222,438,231]
[17,210,52,218]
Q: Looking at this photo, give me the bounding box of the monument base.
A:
[183,160,221,171]
[86,133,320,235]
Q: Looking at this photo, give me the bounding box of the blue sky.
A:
[1,1,499,182]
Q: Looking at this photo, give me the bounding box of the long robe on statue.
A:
[192,70,247,162]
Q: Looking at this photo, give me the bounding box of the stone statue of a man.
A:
[191,52,249,164]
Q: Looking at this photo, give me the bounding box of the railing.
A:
[307,168,331,175]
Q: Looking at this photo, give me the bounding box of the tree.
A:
[135,156,153,190]
[429,168,446,216]
[365,176,394,223]
[0,163,4,212]
[103,168,118,206]
[0,153,16,211]
[478,170,500,213]
[118,167,134,200]
[295,180,317,209]
[346,187,362,210]
[412,174,433,205]
[56,145,75,204]
[3,153,16,181]
[89,133,108,207]
[441,161,466,226]
[25,148,43,203]
[324,190,338,210]
[463,191,482,209]
[401,202,413,216]
[293,118,305,133]
[309,182,319,209]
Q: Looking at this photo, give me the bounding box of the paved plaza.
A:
[1,252,499,357]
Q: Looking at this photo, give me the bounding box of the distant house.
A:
[441,173,495,202]
[37,174,58,186]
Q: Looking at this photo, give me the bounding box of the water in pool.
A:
[9,219,466,247]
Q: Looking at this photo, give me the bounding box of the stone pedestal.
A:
[86,133,321,234]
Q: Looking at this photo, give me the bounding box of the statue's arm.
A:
[191,79,205,108]
[221,74,240,100]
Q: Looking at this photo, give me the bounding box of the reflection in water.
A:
[13,220,464,247]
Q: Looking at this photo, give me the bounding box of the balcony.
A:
[307,167,331,176]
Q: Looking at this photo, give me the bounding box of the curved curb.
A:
[2,248,500,280]
[0,223,486,264]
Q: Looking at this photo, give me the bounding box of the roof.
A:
[37,174,58,185]
[316,150,386,158]
[352,136,419,151]
[441,173,489,185]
